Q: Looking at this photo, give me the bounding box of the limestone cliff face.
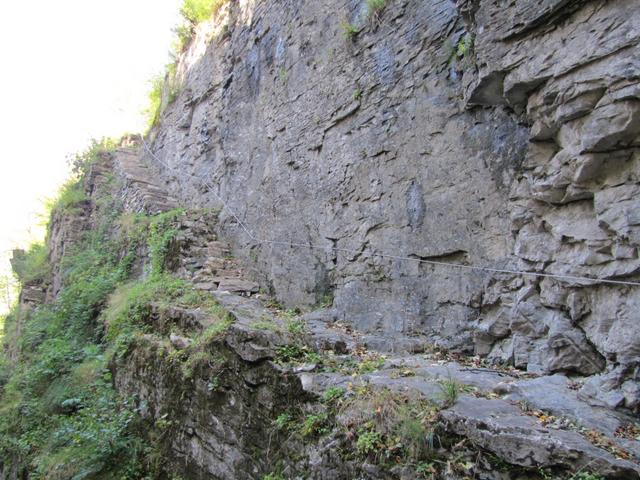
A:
[146,0,640,410]
[6,6,640,470]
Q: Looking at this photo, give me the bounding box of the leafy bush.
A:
[11,242,49,285]
[356,429,383,455]
[0,173,153,477]
[322,386,345,404]
[145,74,165,130]
[148,208,183,275]
[69,137,118,178]
[48,179,86,214]
[180,0,227,25]
[299,413,329,437]
[273,412,293,431]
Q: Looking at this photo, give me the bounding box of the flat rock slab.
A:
[498,374,640,458]
[216,278,260,294]
[441,396,640,478]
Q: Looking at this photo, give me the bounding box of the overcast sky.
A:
[0,0,182,311]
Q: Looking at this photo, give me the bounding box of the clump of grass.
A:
[275,343,321,365]
[437,376,472,408]
[251,320,280,331]
[196,315,234,344]
[178,310,234,379]
[48,180,86,214]
[275,343,307,363]
[357,354,385,374]
[323,386,345,404]
[338,387,439,463]
[103,274,188,342]
[341,21,359,40]
[285,318,305,335]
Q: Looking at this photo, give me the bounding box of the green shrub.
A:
[69,137,118,178]
[145,74,165,130]
[11,242,49,285]
[148,208,183,275]
[455,34,474,59]
[356,429,383,456]
[273,412,293,431]
[180,0,227,24]
[0,203,151,477]
[300,413,329,437]
[572,473,604,480]
[263,472,285,480]
[275,343,307,363]
[323,386,345,404]
[49,179,86,214]
[285,317,305,335]
[366,0,387,17]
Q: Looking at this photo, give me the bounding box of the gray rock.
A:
[440,396,640,478]
[169,333,193,350]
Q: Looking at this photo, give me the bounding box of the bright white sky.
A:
[0,0,183,311]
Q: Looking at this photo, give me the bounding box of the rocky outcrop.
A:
[142,0,640,412]
[7,0,640,478]
[6,123,635,479]
[457,0,640,410]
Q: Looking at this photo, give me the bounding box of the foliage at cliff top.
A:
[145,0,229,131]
[180,0,227,25]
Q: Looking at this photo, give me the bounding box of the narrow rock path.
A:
[112,146,640,478]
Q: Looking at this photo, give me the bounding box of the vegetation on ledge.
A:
[0,145,227,479]
[145,0,230,131]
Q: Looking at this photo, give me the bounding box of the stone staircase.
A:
[169,212,260,296]
[112,146,260,297]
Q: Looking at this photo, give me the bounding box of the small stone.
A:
[170,333,192,350]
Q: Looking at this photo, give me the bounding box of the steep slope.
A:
[3,139,638,478]
[2,0,640,479]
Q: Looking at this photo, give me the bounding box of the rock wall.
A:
[145,0,640,410]
[458,0,640,409]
